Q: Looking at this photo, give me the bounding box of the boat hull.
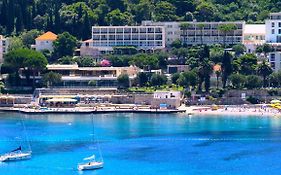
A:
[78,161,104,171]
[0,152,31,162]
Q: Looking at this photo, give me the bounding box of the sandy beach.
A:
[180,105,281,117]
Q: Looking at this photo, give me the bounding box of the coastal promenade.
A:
[0,107,185,114]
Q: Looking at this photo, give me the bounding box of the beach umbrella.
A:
[270,99,281,104]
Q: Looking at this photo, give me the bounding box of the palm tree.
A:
[218,23,237,47]
[257,60,273,87]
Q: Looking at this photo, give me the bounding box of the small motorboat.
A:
[78,160,104,171]
[0,147,31,162]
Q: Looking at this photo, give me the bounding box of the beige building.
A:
[46,64,141,87]
[243,24,266,53]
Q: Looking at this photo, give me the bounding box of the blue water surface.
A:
[0,112,281,175]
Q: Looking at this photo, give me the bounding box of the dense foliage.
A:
[0,0,280,38]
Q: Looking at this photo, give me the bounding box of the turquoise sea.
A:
[1,112,281,175]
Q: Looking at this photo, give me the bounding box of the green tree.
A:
[136,72,149,87]
[117,74,130,88]
[245,75,263,89]
[53,32,78,59]
[221,51,233,88]
[154,1,177,21]
[232,44,245,57]
[195,2,216,21]
[229,74,246,89]
[8,36,24,51]
[24,51,48,89]
[105,9,132,25]
[150,74,167,87]
[57,56,75,65]
[171,73,180,84]
[43,71,62,87]
[257,60,273,87]
[235,54,258,75]
[21,29,42,48]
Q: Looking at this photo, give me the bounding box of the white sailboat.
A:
[0,115,32,162]
[77,154,104,171]
[77,115,104,171]
[0,147,31,162]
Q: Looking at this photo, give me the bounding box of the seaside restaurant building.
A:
[46,64,141,87]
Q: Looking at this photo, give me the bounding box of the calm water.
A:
[1,112,281,175]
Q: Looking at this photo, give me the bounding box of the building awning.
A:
[46,98,77,103]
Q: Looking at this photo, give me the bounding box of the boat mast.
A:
[20,114,31,152]
[91,114,103,162]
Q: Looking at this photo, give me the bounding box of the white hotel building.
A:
[265,12,281,71]
[142,21,245,46]
[89,26,165,53]
[0,35,8,63]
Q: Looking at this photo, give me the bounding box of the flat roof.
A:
[47,64,140,71]
[244,24,265,35]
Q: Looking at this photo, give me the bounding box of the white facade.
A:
[153,91,181,99]
[35,40,55,51]
[265,12,281,43]
[0,35,8,63]
[243,24,266,53]
[142,21,180,46]
[91,26,165,52]
[142,21,244,46]
[33,32,57,52]
[269,52,281,72]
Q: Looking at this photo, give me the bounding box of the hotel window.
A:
[109,28,115,33]
[271,62,275,69]
[272,29,275,34]
[140,28,146,33]
[124,28,131,33]
[279,22,281,27]
[93,28,100,34]
[132,28,139,33]
[272,22,275,27]
[167,25,173,28]
[279,29,281,34]
[117,28,123,33]
[270,54,275,61]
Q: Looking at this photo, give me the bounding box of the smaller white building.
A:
[33,31,57,52]
[154,91,181,99]
[265,12,281,43]
[0,35,9,63]
[243,24,266,53]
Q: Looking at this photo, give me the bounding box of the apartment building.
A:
[0,35,8,63]
[265,12,281,43]
[179,21,244,45]
[142,21,244,46]
[90,26,165,53]
[264,12,281,71]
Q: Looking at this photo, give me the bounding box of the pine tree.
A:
[54,1,61,33]
[82,12,91,40]
[0,0,8,26]
[15,6,24,33]
[7,0,15,34]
